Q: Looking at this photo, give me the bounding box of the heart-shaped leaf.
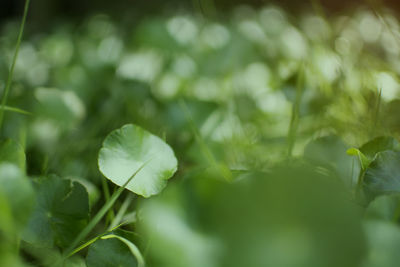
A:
[98,124,178,197]
[22,175,89,248]
[363,151,400,201]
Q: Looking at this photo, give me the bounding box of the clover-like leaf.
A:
[363,151,400,201]
[98,124,178,197]
[22,175,89,248]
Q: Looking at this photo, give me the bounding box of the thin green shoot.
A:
[371,88,382,137]
[0,0,31,131]
[287,63,305,158]
[0,105,32,115]
[65,222,131,259]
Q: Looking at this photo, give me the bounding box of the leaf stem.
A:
[101,178,115,225]
[0,0,31,131]
[63,162,147,258]
[108,194,134,231]
[65,234,103,259]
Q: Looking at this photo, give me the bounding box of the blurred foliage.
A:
[1,2,400,267]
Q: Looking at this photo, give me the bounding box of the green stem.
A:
[0,0,31,131]
[0,105,32,115]
[66,220,132,259]
[371,88,382,137]
[101,178,115,225]
[63,162,147,258]
[287,63,305,158]
[108,194,134,231]
[65,235,103,259]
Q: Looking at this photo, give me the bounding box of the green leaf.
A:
[304,135,356,188]
[363,220,400,267]
[98,124,178,197]
[64,164,146,258]
[363,151,400,201]
[360,136,400,160]
[0,139,26,171]
[101,234,145,267]
[86,236,138,267]
[22,175,89,248]
[0,163,35,232]
[138,190,217,267]
[364,195,400,221]
[34,87,85,126]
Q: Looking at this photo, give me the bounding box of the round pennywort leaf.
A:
[98,124,178,197]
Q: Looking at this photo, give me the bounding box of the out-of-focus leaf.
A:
[34,87,86,126]
[363,220,400,267]
[364,195,400,221]
[138,184,219,267]
[363,151,400,201]
[0,139,26,172]
[22,176,89,248]
[304,135,356,188]
[98,124,178,197]
[360,136,400,160]
[0,163,35,231]
[205,167,366,267]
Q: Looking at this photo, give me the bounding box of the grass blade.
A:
[0,105,32,115]
[0,0,31,131]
